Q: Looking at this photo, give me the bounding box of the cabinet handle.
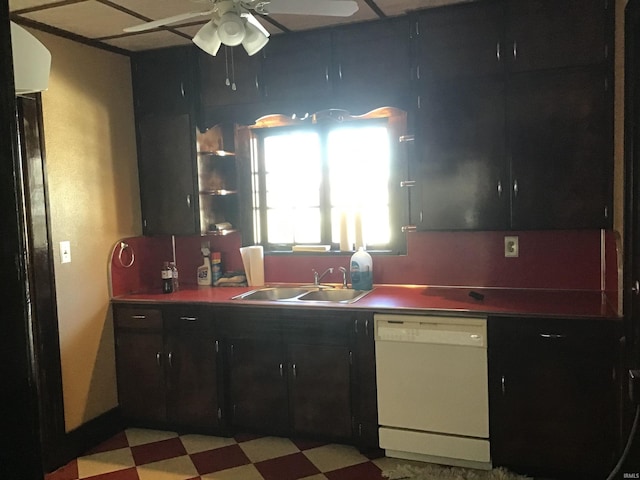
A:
[513,179,518,197]
[338,63,343,81]
[279,363,284,377]
[255,74,260,92]
[632,280,640,295]
[400,180,416,188]
[217,407,222,420]
[186,194,192,209]
[501,375,506,394]
[156,352,162,367]
[416,65,420,80]
[354,319,358,334]
[325,66,329,83]
[168,352,173,367]
[401,225,417,233]
[215,340,219,353]
[497,180,502,198]
[539,333,567,339]
[365,319,369,336]
[512,41,518,60]
[180,81,185,98]
[292,363,297,378]
[496,42,501,61]
[132,315,146,319]
[180,316,197,321]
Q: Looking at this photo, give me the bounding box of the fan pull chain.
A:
[231,48,237,91]
[224,46,231,87]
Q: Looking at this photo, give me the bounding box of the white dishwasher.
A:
[375,313,491,470]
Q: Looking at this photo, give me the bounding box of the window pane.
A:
[267,207,321,244]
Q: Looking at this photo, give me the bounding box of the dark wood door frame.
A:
[0,1,45,478]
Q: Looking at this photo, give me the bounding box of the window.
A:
[248,108,408,253]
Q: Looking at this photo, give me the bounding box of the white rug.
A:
[382,463,530,480]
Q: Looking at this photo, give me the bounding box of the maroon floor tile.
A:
[130,437,187,466]
[83,466,139,480]
[190,444,251,475]
[234,432,264,443]
[255,452,321,480]
[85,431,130,455]
[325,461,385,480]
[291,438,328,451]
[45,459,78,480]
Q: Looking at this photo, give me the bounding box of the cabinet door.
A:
[115,331,166,424]
[508,68,612,229]
[228,338,288,434]
[489,317,619,477]
[198,47,262,108]
[165,315,220,431]
[506,0,610,73]
[262,30,332,113]
[288,343,352,440]
[332,18,411,113]
[132,46,195,115]
[412,77,508,230]
[137,113,199,235]
[416,1,504,82]
[352,314,378,450]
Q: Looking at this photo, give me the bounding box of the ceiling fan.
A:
[124,0,359,57]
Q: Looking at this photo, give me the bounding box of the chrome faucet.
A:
[312,267,334,286]
[338,266,348,288]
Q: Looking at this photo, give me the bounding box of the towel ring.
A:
[117,242,135,268]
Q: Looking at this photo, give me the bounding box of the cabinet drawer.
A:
[114,307,162,330]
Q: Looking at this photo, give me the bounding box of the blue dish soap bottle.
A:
[350,247,373,290]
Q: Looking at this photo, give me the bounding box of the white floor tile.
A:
[303,444,368,473]
[76,447,135,478]
[180,433,237,454]
[136,455,199,480]
[200,463,264,480]
[125,428,179,447]
[238,436,300,463]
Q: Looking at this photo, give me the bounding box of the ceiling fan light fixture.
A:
[217,12,245,46]
[193,20,222,56]
[242,21,269,56]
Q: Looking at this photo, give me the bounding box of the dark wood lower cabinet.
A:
[488,316,621,479]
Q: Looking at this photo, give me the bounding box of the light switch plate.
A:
[60,240,71,263]
[504,236,519,258]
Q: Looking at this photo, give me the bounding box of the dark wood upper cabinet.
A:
[416,1,504,82]
[132,46,196,115]
[508,68,612,229]
[505,0,611,73]
[261,30,333,114]
[137,113,199,235]
[198,47,262,108]
[332,18,412,113]
[412,77,508,230]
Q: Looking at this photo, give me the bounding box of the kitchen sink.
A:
[298,289,371,303]
[232,286,372,303]
[232,287,315,301]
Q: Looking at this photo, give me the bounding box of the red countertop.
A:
[112,284,620,319]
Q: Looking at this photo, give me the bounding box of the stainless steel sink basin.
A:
[232,286,372,303]
[232,287,315,301]
[297,289,371,303]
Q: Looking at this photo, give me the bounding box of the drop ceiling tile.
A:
[269,0,377,33]
[20,0,141,39]
[9,0,62,12]
[374,0,474,16]
[103,30,193,51]
[109,0,212,21]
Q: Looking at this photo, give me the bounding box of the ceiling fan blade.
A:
[241,12,270,37]
[124,9,215,33]
[260,0,358,17]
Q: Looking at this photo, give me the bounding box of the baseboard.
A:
[46,407,124,473]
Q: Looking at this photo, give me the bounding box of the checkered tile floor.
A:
[45,428,407,480]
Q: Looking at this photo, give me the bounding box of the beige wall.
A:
[30,30,141,432]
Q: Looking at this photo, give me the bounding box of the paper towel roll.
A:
[240,245,264,286]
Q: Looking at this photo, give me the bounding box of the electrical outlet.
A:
[59,241,71,264]
[504,236,519,258]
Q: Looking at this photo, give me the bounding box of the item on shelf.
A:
[214,271,248,287]
[162,261,173,293]
[215,222,233,231]
[211,252,223,284]
[350,247,373,290]
[197,247,212,286]
[169,261,179,292]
